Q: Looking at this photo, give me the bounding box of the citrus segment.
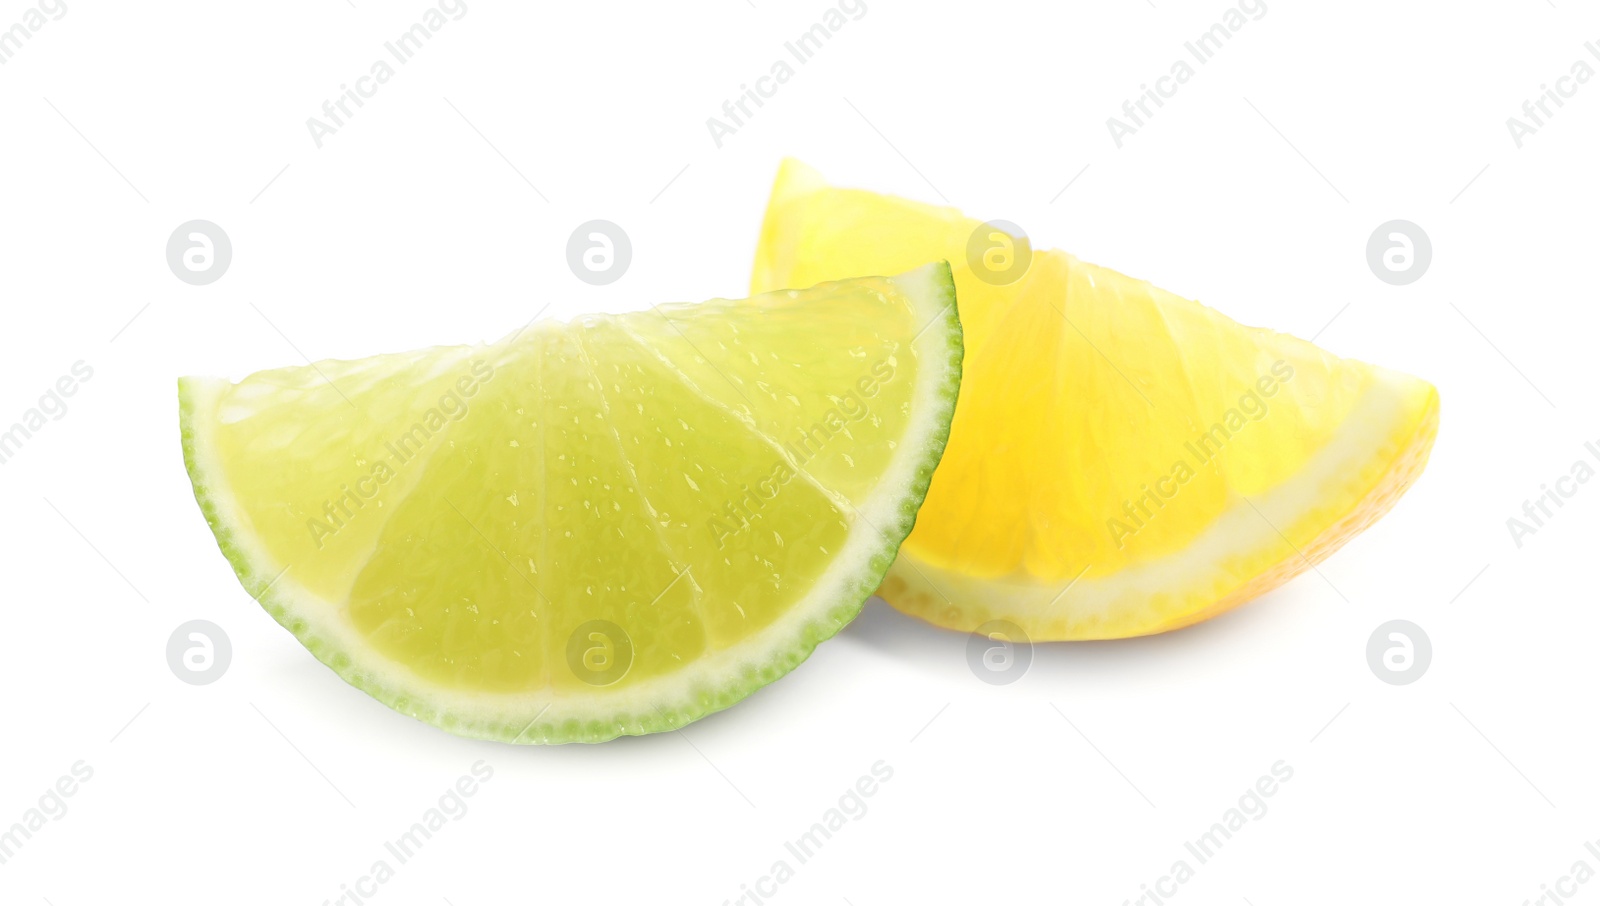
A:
[180,263,961,741]
[753,160,1438,639]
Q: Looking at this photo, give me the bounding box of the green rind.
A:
[178,263,962,744]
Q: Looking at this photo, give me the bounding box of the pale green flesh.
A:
[180,264,962,743]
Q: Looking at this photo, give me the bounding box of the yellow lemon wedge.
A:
[752,160,1438,640]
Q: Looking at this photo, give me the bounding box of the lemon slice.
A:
[180,264,961,742]
[753,161,1438,640]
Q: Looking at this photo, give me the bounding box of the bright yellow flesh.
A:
[753,160,1439,639]
[182,265,962,740]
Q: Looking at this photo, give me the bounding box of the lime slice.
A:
[180,263,961,742]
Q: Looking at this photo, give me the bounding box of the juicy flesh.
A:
[204,279,927,692]
[752,162,1437,598]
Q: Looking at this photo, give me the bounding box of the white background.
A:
[2,1,1597,904]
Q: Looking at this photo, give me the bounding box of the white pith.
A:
[889,367,1422,636]
[182,263,958,740]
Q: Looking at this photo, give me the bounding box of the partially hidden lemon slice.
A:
[753,160,1438,640]
[180,263,961,742]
